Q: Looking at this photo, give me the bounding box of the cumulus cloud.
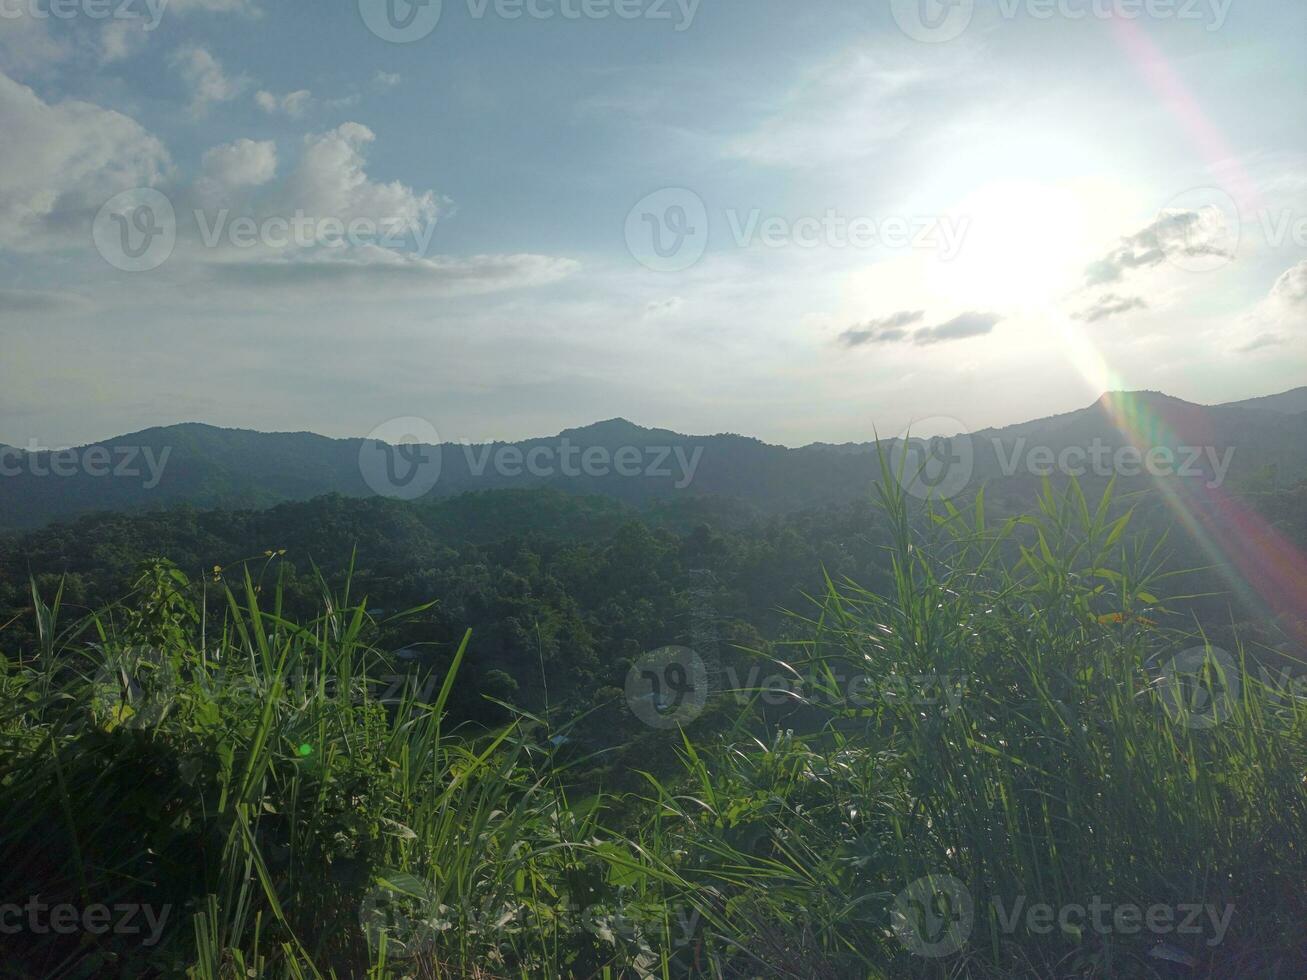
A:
[202,139,278,187]
[171,45,248,115]
[175,124,572,296]
[0,71,170,249]
[0,74,575,301]
[1084,208,1235,286]
[256,89,313,117]
[178,123,444,262]
[840,310,999,348]
[1073,293,1148,324]
[374,71,402,89]
[282,123,442,237]
[194,138,278,206]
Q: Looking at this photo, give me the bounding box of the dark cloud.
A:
[1073,294,1148,324]
[841,309,1000,348]
[207,253,579,294]
[1084,209,1235,287]
[838,310,924,347]
[913,311,1001,345]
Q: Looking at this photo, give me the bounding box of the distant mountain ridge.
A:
[1218,387,1307,415]
[2,388,1305,531]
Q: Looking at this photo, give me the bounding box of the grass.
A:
[1,469,1304,978]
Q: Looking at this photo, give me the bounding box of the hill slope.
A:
[2,389,1305,530]
[1219,386,1307,415]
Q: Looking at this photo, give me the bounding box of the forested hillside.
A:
[2,474,1303,977]
[5,480,1304,741]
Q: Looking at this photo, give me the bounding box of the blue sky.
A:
[2,0,1305,448]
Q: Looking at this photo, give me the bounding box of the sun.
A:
[928,180,1103,311]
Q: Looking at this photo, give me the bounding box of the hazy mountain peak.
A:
[1095,389,1192,409]
[557,418,662,440]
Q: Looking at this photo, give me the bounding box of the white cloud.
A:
[170,45,248,115]
[283,123,441,237]
[173,123,447,270]
[197,138,278,202]
[0,71,170,249]
[0,72,575,304]
[255,89,313,117]
[1234,260,1307,354]
[723,48,966,169]
[374,71,402,89]
[99,19,151,63]
[1269,259,1307,307]
[165,123,573,298]
[1239,332,1285,353]
[0,8,70,72]
[2,0,263,67]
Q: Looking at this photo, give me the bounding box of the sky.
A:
[1,0,1305,449]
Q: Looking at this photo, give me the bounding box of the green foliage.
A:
[0,473,1304,977]
[631,474,1307,976]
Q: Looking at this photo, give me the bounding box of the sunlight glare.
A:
[931,180,1097,311]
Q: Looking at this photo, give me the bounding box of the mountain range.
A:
[2,387,1304,531]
